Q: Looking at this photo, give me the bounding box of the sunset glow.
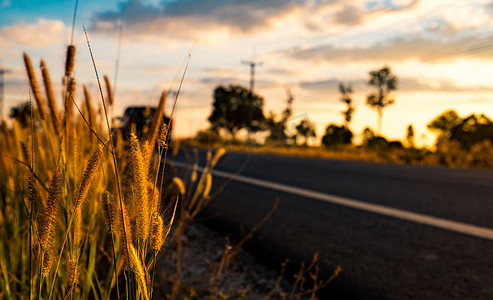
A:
[2,0,493,146]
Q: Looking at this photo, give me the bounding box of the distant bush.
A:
[428,110,493,149]
[321,124,353,148]
[195,129,222,144]
[433,139,493,168]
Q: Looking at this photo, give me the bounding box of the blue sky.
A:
[0,0,118,26]
[2,0,493,146]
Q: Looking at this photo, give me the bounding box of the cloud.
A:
[335,4,364,25]
[91,0,301,40]
[286,34,493,64]
[0,19,65,48]
[298,76,493,94]
[90,0,424,42]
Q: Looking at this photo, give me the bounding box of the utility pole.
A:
[241,58,262,142]
[242,59,262,91]
[0,67,11,121]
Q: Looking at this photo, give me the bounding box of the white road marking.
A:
[171,161,493,241]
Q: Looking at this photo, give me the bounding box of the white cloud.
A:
[0,19,66,48]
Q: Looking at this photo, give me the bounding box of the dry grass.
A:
[183,139,493,169]
[0,45,184,299]
[1,39,344,299]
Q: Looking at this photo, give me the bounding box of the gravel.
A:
[152,222,310,299]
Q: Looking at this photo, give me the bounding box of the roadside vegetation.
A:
[2,37,336,299]
[192,65,493,169]
[0,38,193,298]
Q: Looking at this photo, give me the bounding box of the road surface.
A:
[171,150,493,299]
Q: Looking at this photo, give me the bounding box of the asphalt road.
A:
[172,149,493,299]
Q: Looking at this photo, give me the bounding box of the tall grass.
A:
[0,44,187,299]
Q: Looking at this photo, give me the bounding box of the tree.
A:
[10,102,32,128]
[295,119,316,146]
[265,89,294,144]
[427,110,461,143]
[449,114,493,148]
[361,127,388,148]
[195,129,222,144]
[321,124,353,148]
[338,83,354,128]
[427,110,493,148]
[208,84,265,140]
[406,125,415,148]
[362,127,375,145]
[366,66,397,134]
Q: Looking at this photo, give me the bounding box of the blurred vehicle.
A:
[119,106,172,141]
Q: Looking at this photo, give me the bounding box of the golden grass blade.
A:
[83,85,94,127]
[66,255,79,290]
[149,212,164,251]
[83,26,129,266]
[129,133,150,242]
[162,195,178,242]
[39,167,61,252]
[104,75,114,106]
[101,191,116,234]
[23,53,47,120]
[158,123,168,150]
[73,143,103,210]
[117,201,132,266]
[211,148,226,168]
[171,177,185,196]
[70,93,112,153]
[128,244,149,300]
[64,45,75,78]
[148,182,159,217]
[203,173,212,199]
[147,90,166,149]
[64,77,75,139]
[40,60,61,136]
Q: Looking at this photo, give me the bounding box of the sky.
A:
[2,0,493,147]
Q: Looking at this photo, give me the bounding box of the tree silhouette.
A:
[265,88,294,144]
[427,110,461,143]
[361,127,388,148]
[428,110,493,148]
[10,102,33,128]
[406,125,415,148]
[366,66,397,134]
[450,114,493,148]
[208,84,265,140]
[338,83,354,129]
[295,119,316,146]
[321,124,352,148]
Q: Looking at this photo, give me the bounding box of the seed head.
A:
[129,133,150,242]
[73,143,103,210]
[150,212,164,251]
[66,256,79,288]
[101,191,116,233]
[42,249,54,277]
[23,52,47,120]
[40,60,61,136]
[39,167,61,251]
[64,45,76,77]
